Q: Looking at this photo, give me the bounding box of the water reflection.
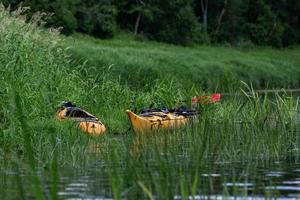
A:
[174,194,300,200]
[202,173,221,177]
[265,171,285,177]
[57,174,113,200]
[53,163,300,199]
[1,131,300,200]
[223,182,254,187]
[88,141,102,154]
[1,160,300,199]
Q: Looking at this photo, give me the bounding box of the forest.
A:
[2,0,300,47]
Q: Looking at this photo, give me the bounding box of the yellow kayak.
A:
[56,102,106,137]
[126,110,188,133]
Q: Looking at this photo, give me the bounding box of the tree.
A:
[268,0,300,46]
[47,0,78,34]
[215,0,227,34]
[17,0,78,34]
[75,0,117,38]
[2,0,299,46]
[127,0,155,35]
[200,0,208,32]
[242,0,283,46]
[146,0,201,45]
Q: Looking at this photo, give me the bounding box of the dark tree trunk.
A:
[200,0,208,32]
[134,12,141,35]
[216,0,227,34]
[267,22,277,40]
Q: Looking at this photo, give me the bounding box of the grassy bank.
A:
[0,6,300,199]
[67,33,300,91]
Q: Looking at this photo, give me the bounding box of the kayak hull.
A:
[126,110,188,133]
[56,107,106,136]
[78,121,106,137]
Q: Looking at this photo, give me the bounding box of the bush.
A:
[76,1,117,38]
[48,2,78,35]
[241,0,284,47]
[144,0,201,45]
[234,38,255,51]
[23,0,78,35]
[282,24,299,47]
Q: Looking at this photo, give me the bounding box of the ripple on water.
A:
[174,194,298,200]
[293,169,300,172]
[282,180,300,184]
[58,181,90,199]
[265,171,285,177]
[223,182,254,187]
[57,191,85,196]
[266,186,300,191]
[67,198,113,200]
[202,173,221,177]
[67,183,88,187]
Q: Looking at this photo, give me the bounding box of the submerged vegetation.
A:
[0,5,300,199]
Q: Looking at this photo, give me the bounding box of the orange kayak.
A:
[126,110,188,133]
[126,93,221,133]
[56,102,106,137]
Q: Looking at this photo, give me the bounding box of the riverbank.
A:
[66,33,300,91]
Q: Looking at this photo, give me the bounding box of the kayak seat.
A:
[65,107,95,118]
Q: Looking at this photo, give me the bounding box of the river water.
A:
[54,162,300,199]
[1,153,300,199]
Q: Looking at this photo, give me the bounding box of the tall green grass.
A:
[66,33,300,91]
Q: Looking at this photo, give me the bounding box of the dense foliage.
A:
[2,0,299,46]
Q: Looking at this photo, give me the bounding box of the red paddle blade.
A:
[192,93,221,105]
